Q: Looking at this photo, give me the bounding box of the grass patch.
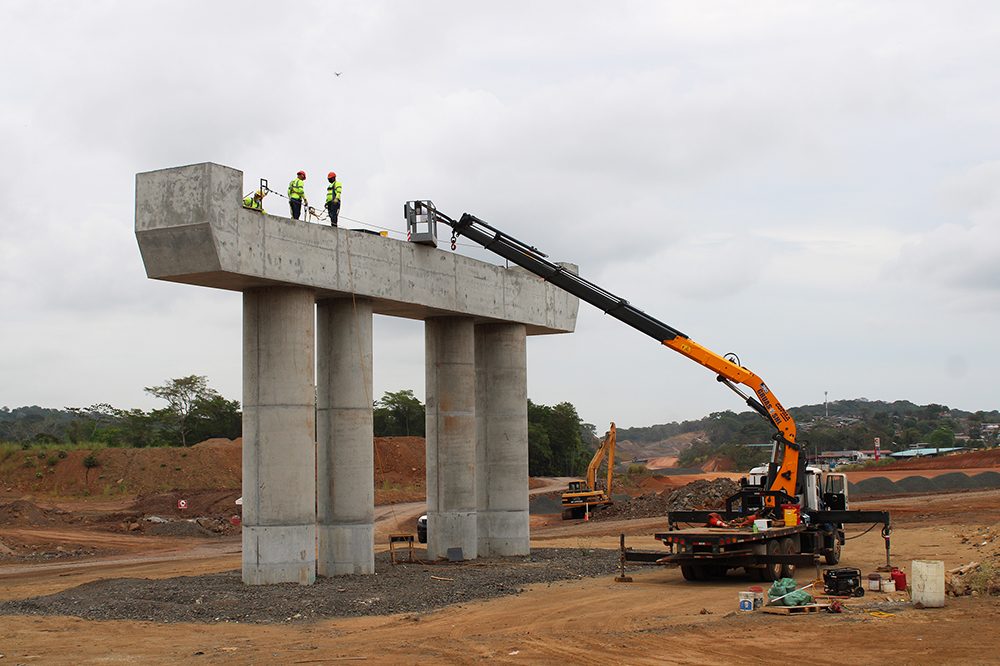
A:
[0,442,19,463]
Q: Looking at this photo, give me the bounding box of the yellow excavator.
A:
[561,423,616,520]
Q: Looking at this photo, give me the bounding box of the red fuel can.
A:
[891,568,907,592]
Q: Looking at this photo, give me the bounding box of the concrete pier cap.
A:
[134,162,579,584]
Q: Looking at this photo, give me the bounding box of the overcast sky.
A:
[2,2,999,430]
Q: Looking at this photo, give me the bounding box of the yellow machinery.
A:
[561,423,616,519]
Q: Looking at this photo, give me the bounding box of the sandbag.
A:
[781,589,814,607]
[767,577,797,602]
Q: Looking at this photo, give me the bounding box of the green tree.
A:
[144,375,220,447]
[373,390,425,437]
[526,399,589,476]
[186,395,242,444]
[928,426,955,450]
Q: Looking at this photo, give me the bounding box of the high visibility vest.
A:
[243,195,265,213]
[288,178,305,200]
[326,179,342,204]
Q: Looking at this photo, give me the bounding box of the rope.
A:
[252,177,482,246]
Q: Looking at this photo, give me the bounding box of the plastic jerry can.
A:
[891,568,907,592]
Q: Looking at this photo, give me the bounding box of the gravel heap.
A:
[851,471,1000,496]
[592,478,740,521]
[0,548,619,624]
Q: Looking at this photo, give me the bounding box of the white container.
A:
[738,591,753,611]
[882,578,896,592]
[911,560,945,608]
[754,519,770,531]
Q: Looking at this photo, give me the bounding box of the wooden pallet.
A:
[762,603,830,615]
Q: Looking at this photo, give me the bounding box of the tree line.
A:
[0,375,241,448]
[672,401,1000,469]
[1,380,596,477]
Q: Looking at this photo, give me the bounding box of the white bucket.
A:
[738,591,753,611]
[911,560,945,608]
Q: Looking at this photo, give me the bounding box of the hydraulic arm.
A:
[421,204,804,505]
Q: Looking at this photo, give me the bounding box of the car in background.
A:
[417,514,427,543]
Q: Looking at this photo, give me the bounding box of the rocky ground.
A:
[0,548,619,624]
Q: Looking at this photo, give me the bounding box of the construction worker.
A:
[242,190,266,213]
[288,170,307,219]
[326,172,342,227]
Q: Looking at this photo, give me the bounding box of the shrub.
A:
[83,452,100,483]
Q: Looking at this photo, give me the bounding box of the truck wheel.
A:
[692,565,711,581]
[779,538,796,579]
[763,539,782,582]
[825,535,842,565]
[681,565,697,581]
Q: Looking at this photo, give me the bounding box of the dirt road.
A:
[2,485,999,664]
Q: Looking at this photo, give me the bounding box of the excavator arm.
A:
[585,423,616,494]
[421,204,804,506]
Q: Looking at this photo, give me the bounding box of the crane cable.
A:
[248,178,482,248]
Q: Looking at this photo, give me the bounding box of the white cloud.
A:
[5,1,1000,423]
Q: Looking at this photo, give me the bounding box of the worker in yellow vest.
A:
[242,190,266,213]
[288,170,307,219]
[326,172,342,227]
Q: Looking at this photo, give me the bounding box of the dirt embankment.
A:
[1,437,427,504]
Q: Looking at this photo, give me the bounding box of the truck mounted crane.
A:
[406,201,891,582]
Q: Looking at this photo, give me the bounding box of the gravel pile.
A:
[0,548,619,624]
[592,478,740,521]
[851,472,1000,496]
[973,472,1000,487]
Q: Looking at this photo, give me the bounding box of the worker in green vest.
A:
[326,172,342,227]
[242,190,266,213]
[288,170,307,219]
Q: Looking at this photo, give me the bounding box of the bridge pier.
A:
[242,286,317,585]
[134,162,579,583]
[317,297,375,576]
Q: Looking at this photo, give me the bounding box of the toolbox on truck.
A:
[823,567,865,597]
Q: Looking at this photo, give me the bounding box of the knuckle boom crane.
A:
[420,202,801,506]
[410,201,891,581]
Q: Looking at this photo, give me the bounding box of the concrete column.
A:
[475,323,530,556]
[425,317,477,561]
[317,297,375,575]
[242,286,317,585]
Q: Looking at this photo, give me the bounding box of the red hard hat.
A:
[297,170,306,178]
[328,172,336,179]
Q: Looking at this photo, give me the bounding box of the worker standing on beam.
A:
[243,190,267,213]
[288,170,307,220]
[326,171,342,227]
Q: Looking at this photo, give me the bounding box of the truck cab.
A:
[747,464,848,512]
